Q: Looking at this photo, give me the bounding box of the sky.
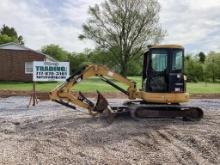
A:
[0,0,220,53]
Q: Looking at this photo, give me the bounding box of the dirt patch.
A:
[0,97,219,164]
[1,90,220,100]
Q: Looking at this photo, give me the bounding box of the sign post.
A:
[28,81,38,107]
[28,61,70,108]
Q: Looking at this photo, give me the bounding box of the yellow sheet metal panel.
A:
[150,45,184,49]
[140,91,189,104]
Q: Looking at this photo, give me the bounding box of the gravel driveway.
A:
[0,97,219,164]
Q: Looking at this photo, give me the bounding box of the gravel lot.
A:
[0,96,220,164]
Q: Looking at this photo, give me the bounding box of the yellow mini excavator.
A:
[49,45,203,122]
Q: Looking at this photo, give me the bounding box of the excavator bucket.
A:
[93,91,116,123]
[78,90,115,122]
[78,90,109,113]
[93,91,109,113]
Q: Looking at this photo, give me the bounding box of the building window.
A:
[25,62,33,74]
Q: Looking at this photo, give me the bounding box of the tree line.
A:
[42,44,220,82]
[185,52,220,82]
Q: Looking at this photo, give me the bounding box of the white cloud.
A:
[0,0,98,52]
[61,0,100,27]
[158,0,220,53]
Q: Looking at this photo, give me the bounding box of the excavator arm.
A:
[49,64,140,115]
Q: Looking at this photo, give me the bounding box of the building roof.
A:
[0,42,57,62]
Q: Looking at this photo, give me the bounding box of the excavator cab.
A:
[142,45,185,93]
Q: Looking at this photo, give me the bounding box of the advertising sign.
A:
[33,61,69,82]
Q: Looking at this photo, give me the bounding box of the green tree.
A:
[185,55,191,61]
[68,52,89,73]
[41,44,69,61]
[0,24,24,44]
[79,0,165,76]
[185,55,204,82]
[88,48,119,71]
[197,52,206,63]
[127,56,143,76]
[87,47,143,75]
[204,52,220,82]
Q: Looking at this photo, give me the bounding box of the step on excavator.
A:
[49,45,203,123]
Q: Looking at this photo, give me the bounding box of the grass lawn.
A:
[186,82,220,93]
[0,77,219,94]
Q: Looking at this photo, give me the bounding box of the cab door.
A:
[146,48,169,92]
[168,49,185,92]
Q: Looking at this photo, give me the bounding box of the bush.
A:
[185,57,204,82]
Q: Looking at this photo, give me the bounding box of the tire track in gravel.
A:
[167,130,220,164]
[151,130,211,165]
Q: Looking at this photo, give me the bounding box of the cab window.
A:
[151,49,168,72]
[172,50,183,70]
